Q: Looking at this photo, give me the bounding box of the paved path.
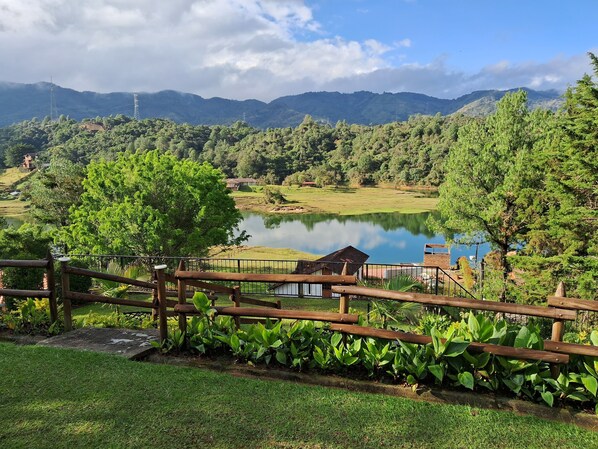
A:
[38,327,159,360]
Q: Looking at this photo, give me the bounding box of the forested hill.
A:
[0,81,562,128]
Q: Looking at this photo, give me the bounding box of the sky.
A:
[0,0,596,101]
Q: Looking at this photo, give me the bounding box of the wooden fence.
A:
[0,252,57,324]
[329,282,598,369]
[2,256,597,371]
[155,261,359,341]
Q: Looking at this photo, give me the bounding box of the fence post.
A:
[59,257,72,331]
[155,264,168,343]
[550,281,566,378]
[339,263,349,314]
[231,285,241,329]
[46,251,58,325]
[151,268,158,321]
[177,260,187,334]
[435,267,439,296]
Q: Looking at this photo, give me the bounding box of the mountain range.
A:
[0,81,564,128]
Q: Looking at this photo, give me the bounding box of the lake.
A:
[240,212,489,265]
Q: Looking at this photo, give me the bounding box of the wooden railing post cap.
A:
[58,257,71,263]
[154,264,168,270]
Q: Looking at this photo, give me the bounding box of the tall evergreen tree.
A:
[433,91,544,301]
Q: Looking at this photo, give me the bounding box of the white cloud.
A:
[0,0,593,101]
[394,38,411,48]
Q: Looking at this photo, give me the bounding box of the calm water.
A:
[240,212,489,265]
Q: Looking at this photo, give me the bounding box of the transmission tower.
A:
[49,78,58,121]
[133,94,140,120]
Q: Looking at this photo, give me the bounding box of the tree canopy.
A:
[60,150,246,259]
[433,91,545,300]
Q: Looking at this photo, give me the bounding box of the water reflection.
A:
[240,212,489,265]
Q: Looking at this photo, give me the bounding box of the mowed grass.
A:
[233,186,438,215]
[1,342,596,449]
[210,245,320,260]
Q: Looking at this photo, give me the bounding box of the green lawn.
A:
[1,342,596,449]
[71,294,372,318]
[233,186,438,215]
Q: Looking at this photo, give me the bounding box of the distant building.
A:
[226,178,258,190]
[21,153,37,171]
[423,243,451,270]
[271,245,369,298]
[80,122,106,132]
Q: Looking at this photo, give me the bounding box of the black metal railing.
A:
[66,254,477,300]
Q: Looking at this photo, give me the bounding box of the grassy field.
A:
[1,342,596,449]
[233,186,438,215]
[210,245,320,260]
[0,168,31,221]
[0,167,31,189]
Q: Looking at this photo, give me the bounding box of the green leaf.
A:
[331,333,343,347]
[192,291,211,314]
[581,375,598,397]
[541,391,554,407]
[275,350,288,365]
[428,364,444,382]
[467,313,480,338]
[458,372,474,390]
[591,331,598,347]
[444,340,470,357]
[344,356,359,366]
[566,391,589,402]
[514,326,531,348]
[502,378,522,394]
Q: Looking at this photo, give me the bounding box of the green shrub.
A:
[158,310,598,413]
[0,298,61,335]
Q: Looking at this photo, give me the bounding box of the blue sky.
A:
[307,0,597,70]
[0,0,596,101]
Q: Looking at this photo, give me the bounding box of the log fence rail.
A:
[1,255,596,370]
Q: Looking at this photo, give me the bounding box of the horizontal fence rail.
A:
[0,254,57,323]
[331,285,577,321]
[330,324,570,364]
[67,254,476,300]
[2,254,595,372]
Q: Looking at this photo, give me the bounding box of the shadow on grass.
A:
[1,344,596,449]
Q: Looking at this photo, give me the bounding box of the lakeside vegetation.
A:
[2,342,597,449]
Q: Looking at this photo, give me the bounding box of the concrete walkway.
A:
[38,327,159,360]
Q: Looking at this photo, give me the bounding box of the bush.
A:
[0,298,61,335]
[262,186,287,205]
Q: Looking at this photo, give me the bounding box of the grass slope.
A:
[1,342,596,449]
[233,186,438,215]
[0,168,30,221]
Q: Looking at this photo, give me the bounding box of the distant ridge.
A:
[0,81,563,128]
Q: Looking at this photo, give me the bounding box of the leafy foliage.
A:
[61,150,246,259]
[157,311,598,412]
[0,298,61,335]
[0,224,52,309]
